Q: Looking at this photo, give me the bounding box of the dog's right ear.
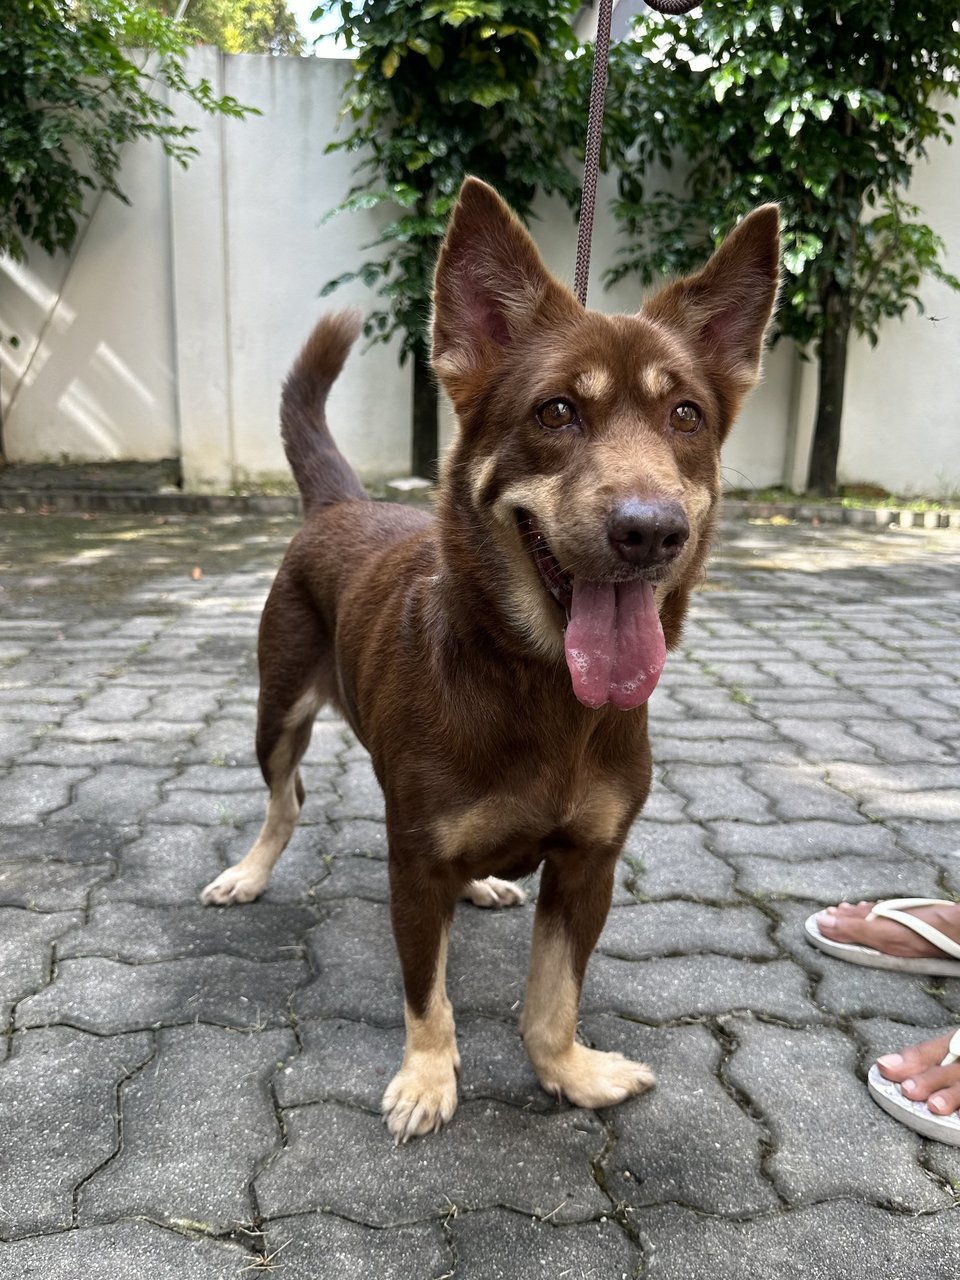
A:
[432,178,578,400]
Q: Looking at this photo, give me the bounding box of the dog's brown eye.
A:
[537,399,579,430]
[671,402,702,434]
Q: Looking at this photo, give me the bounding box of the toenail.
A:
[929,1094,948,1113]
[901,1078,917,1094]
[877,1054,903,1069]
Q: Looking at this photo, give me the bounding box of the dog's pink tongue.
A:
[564,578,666,710]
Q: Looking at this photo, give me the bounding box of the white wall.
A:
[1,52,958,496]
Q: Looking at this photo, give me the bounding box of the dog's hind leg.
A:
[201,581,331,906]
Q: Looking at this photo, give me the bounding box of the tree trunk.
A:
[806,283,851,497]
[411,346,439,480]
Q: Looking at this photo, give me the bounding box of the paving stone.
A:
[0,1026,153,1236]
[637,1201,960,1280]
[706,818,892,861]
[662,764,773,822]
[584,1016,779,1214]
[0,1219,250,1278]
[262,1217,451,1280]
[52,766,174,823]
[17,954,307,1033]
[449,1209,638,1280]
[80,1024,294,1232]
[91,824,230,906]
[0,907,83,1006]
[0,765,90,823]
[651,733,797,765]
[622,822,737,901]
[297,900,409,1024]
[768,717,880,763]
[24,735,194,768]
[148,688,223,724]
[149,786,268,826]
[73,685,153,721]
[732,855,941,904]
[0,821,136,865]
[817,965,951,1025]
[846,718,956,763]
[57,901,316,962]
[583,956,819,1023]
[723,1020,948,1210]
[166,763,265,792]
[256,1100,609,1226]
[193,716,257,759]
[598,901,777,959]
[315,818,390,860]
[746,762,865,822]
[0,860,111,909]
[828,761,960,797]
[306,853,390,902]
[862,789,960,822]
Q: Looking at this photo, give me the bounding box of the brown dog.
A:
[202,178,780,1142]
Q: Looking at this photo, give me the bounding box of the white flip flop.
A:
[867,1029,960,1146]
[804,898,960,978]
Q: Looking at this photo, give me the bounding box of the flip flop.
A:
[867,1029,960,1146]
[804,897,960,978]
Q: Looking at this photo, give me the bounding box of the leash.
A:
[573,0,701,306]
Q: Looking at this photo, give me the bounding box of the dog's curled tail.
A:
[281,309,369,516]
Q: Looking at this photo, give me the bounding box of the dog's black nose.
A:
[607,499,689,567]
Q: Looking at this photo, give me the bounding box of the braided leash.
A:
[573,0,701,306]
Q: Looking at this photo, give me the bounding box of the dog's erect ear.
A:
[643,205,781,398]
[432,178,579,397]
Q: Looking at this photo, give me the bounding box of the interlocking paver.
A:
[637,1202,960,1280]
[1,509,958,1278]
[17,953,307,1033]
[725,1020,950,1209]
[585,1015,780,1214]
[0,1026,153,1236]
[0,1217,249,1277]
[79,1024,294,1232]
[449,1210,638,1280]
[255,1100,609,1225]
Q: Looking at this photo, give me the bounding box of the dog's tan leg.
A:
[382,861,461,1142]
[520,853,654,1107]
[202,585,331,906]
[460,877,526,909]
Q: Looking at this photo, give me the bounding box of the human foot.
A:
[816,899,960,958]
[805,898,960,974]
[868,1029,960,1144]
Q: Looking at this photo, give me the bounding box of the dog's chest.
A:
[431,770,639,864]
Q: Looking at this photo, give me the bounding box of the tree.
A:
[603,0,960,495]
[316,0,590,478]
[0,0,253,264]
[151,0,304,56]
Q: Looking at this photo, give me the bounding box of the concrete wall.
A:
[1,51,958,496]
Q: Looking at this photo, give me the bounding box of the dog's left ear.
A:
[432,177,579,401]
[643,205,781,399]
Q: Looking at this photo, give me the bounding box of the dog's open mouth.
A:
[516,509,666,712]
[518,510,573,617]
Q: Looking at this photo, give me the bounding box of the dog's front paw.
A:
[461,877,527,909]
[382,1052,459,1143]
[534,1044,655,1110]
[201,865,269,906]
